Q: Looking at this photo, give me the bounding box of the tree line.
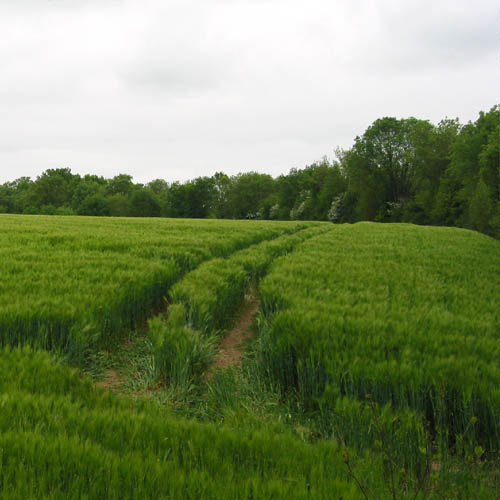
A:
[1,105,498,237]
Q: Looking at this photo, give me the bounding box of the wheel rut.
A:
[207,297,260,379]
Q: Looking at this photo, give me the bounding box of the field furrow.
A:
[0,215,310,356]
[0,216,498,498]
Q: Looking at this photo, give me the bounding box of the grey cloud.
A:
[370,0,499,72]
[0,0,498,184]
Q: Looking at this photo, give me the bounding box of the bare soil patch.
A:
[95,369,126,392]
[207,298,259,378]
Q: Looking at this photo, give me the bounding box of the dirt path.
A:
[95,369,126,392]
[207,298,260,378]
[95,297,261,390]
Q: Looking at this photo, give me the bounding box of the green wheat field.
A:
[0,214,498,499]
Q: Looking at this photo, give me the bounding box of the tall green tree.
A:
[107,174,134,196]
[0,177,33,213]
[225,172,275,219]
[478,121,500,204]
[32,168,79,209]
[129,189,161,217]
[72,175,107,212]
[275,168,304,219]
[405,119,460,224]
[469,178,493,233]
[210,172,231,218]
[77,194,111,216]
[185,177,216,218]
[447,106,499,226]
[146,179,170,216]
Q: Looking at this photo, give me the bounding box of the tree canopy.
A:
[1,105,498,237]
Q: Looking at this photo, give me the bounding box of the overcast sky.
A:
[1,0,498,185]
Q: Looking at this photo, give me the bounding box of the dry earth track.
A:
[206,297,259,379]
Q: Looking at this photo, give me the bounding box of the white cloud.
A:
[0,0,498,184]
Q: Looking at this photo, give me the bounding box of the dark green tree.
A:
[447,107,499,226]
[108,194,131,217]
[404,119,460,224]
[184,177,216,218]
[469,179,493,233]
[210,172,231,218]
[32,168,79,209]
[107,174,134,196]
[72,175,107,212]
[146,179,170,216]
[342,117,433,221]
[225,172,275,219]
[478,121,500,204]
[129,189,161,217]
[77,194,111,216]
[275,168,309,219]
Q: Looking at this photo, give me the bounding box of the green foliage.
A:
[258,223,500,469]
[0,215,306,357]
[148,308,216,390]
[149,224,327,390]
[129,188,161,217]
[0,346,382,499]
[169,225,326,333]
[478,122,500,202]
[0,104,497,238]
[106,173,134,196]
[166,177,216,218]
[32,168,78,208]
[469,179,493,233]
[224,171,276,219]
[0,218,498,497]
[77,193,111,216]
[348,117,419,209]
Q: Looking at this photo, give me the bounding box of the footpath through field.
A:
[0,216,310,354]
[94,224,331,393]
[207,297,260,378]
